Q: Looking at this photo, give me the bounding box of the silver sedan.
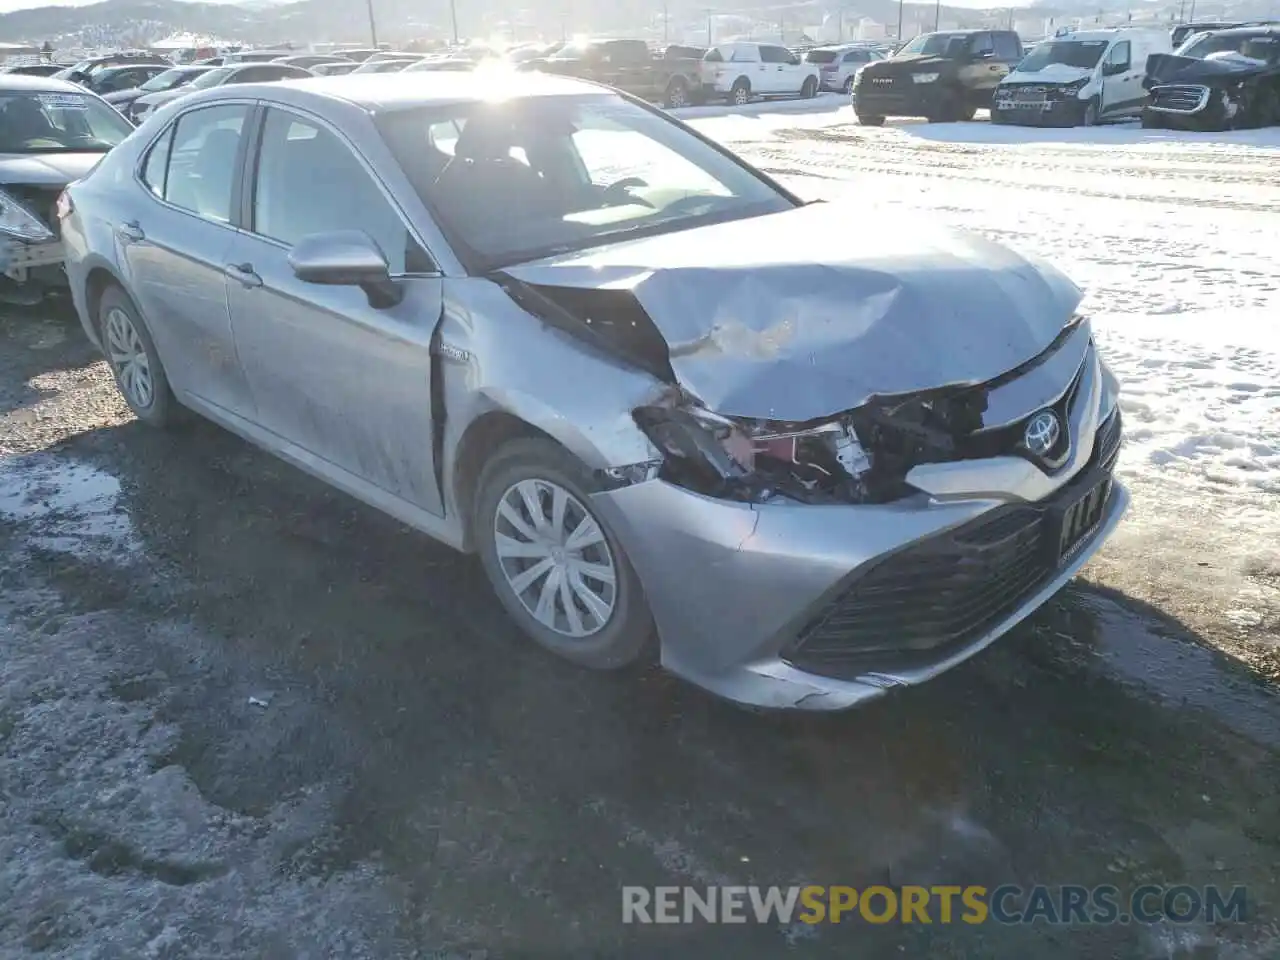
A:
[59,73,1127,710]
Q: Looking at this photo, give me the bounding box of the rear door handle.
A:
[116,220,144,243]
[224,262,263,288]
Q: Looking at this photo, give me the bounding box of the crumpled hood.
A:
[1146,51,1276,83]
[0,151,103,186]
[505,202,1082,421]
[1004,62,1093,85]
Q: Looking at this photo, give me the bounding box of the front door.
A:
[224,105,446,515]
[121,102,256,419]
[1101,41,1141,116]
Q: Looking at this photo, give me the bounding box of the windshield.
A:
[549,42,592,60]
[189,67,234,89]
[139,68,192,92]
[894,33,968,58]
[0,91,133,153]
[1179,32,1274,58]
[1016,39,1108,71]
[804,49,839,64]
[53,61,90,81]
[377,94,793,271]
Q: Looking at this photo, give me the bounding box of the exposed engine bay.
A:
[494,274,1078,506]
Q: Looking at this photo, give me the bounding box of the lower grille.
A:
[4,184,64,237]
[1150,85,1208,113]
[784,411,1122,679]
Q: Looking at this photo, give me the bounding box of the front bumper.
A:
[592,411,1126,711]
[991,96,1084,127]
[0,237,66,291]
[1145,84,1229,131]
[852,85,946,116]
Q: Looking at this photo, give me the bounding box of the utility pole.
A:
[934,0,940,30]
[365,0,378,47]
[1188,0,1196,20]
[449,0,459,43]
[707,9,713,46]
[663,0,669,44]
[896,0,904,42]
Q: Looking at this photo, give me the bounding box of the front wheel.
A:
[801,76,818,99]
[857,112,885,126]
[473,438,655,670]
[664,78,689,109]
[1140,110,1165,129]
[1080,98,1100,127]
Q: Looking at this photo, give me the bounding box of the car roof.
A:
[1204,25,1280,35]
[193,70,604,112]
[0,73,91,94]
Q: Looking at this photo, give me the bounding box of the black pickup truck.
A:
[525,39,705,108]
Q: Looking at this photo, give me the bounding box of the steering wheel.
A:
[601,176,652,207]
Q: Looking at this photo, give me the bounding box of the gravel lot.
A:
[2,106,1279,959]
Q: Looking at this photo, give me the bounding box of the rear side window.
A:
[702,48,724,62]
[140,125,174,199]
[994,33,1023,60]
[163,104,248,223]
[843,50,870,63]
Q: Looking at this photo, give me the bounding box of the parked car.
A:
[804,43,886,93]
[53,52,171,87]
[273,54,354,70]
[103,65,216,123]
[853,29,1023,124]
[350,58,422,74]
[131,63,315,122]
[80,63,172,96]
[402,58,476,73]
[328,48,384,63]
[1143,27,1280,129]
[530,38,706,109]
[221,50,295,64]
[0,75,133,303]
[0,63,64,77]
[992,28,1170,126]
[1171,20,1252,49]
[701,41,821,105]
[60,73,1127,711]
[312,61,361,76]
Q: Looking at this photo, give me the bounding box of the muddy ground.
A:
[2,299,1279,960]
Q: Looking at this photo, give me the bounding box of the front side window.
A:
[1106,41,1131,68]
[969,33,994,56]
[252,109,422,274]
[378,93,794,271]
[163,104,248,223]
[894,33,968,58]
[0,91,133,154]
[994,34,1023,60]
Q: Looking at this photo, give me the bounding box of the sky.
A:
[0,0,249,11]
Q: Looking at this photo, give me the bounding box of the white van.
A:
[992,27,1171,126]
[700,42,821,105]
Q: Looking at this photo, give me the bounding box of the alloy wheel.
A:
[103,306,154,410]
[493,478,618,638]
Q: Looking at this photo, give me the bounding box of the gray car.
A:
[130,63,314,123]
[60,74,1128,710]
[0,75,133,302]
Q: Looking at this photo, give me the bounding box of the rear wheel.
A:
[843,75,855,94]
[97,285,184,428]
[473,438,655,670]
[730,78,752,106]
[857,112,885,126]
[801,76,818,99]
[664,77,689,109]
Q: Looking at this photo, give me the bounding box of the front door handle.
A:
[224,262,263,288]
[116,220,144,243]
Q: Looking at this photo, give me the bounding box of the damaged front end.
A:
[630,383,998,506]
[0,185,69,303]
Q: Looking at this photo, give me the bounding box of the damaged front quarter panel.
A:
[436,278,670,526]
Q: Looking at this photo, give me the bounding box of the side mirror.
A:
[288,230,403,308]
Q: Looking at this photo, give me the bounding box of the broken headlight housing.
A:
[0,189,54,243]
[632,403,877,505]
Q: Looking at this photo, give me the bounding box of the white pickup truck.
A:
[700,42,822,105]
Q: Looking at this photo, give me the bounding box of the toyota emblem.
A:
[1024,410,1061,457]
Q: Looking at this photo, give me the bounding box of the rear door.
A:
[223,104,446,514]
[120,102,256,419]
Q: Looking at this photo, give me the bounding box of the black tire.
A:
[1081,97,1100,127]
[843,75,855,95]
[1140,110,1165,129]
[957,104,977,122]
[664,77,689,109]
[730,78,751,106]
[990,107,1008,125]
[857,112,885,126]
[473,437,656,671]
[97,284,184,428]
[926,89,963,123]
[801,76,818,99]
